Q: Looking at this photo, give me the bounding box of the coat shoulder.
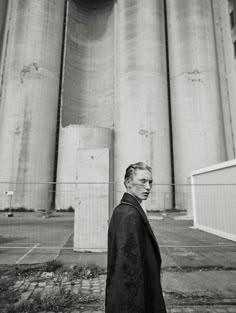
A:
[113,202,140,219]
[110,203,142,231]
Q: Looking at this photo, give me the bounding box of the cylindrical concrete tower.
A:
[167,0,227,187]
[61,0,115,129]
[115,0,172,210]
[57,0,115,185]
[0,0,65,209]
[212,0,236,160]
[56,0,115,250]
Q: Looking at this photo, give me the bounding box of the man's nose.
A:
[145,182,151,190]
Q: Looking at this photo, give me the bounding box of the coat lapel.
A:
[120,193,161,251]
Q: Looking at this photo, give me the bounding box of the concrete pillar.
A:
[115,0,172,211]
[56,125,113,251]
[0,0,65,209]
[167,0,227,189]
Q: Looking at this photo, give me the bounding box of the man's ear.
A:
[126,178,132,190]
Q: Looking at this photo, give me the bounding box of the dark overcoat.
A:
[105,192,167,313]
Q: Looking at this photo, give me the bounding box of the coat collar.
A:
[120,192,149,224]
[120,193,161,254]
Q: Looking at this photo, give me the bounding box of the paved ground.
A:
[0,212,73,264]
[57,213,236,269]
[0,211,236,312]
[8,269,236,312]
[1,212,235,267]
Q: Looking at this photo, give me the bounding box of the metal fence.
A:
[0,182,116,213]
[1,182,236,215]
[0,182,236,265]
[0,182,192,213]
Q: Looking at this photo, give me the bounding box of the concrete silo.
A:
[166,0,227,190]
[114,0,172,210]
[56,0,115,192]
[0,0,65,209]
[212,0,236,161]
[56,0,115,250]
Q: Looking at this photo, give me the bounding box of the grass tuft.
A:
[69,263,106,280]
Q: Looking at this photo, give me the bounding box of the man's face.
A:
[127,169,153,202]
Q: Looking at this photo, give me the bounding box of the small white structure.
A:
[73,148,110,252]
[56,125,113,252]
[191,159,236,242]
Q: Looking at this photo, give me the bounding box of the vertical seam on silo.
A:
[163,0,175,207]
[52,0,69,207]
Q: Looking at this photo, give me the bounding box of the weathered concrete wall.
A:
[61,0,114,128]
[0,0,65,209]
[114,0,172,210]
[167,0,227,186]
[212,0,236,160]
[228,0,236,74]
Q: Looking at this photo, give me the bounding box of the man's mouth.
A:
[143,192,149,196]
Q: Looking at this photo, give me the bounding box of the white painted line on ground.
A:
[15,243,40,264]
[0,246,71,250]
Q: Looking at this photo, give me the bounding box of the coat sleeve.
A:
[114,212,145,313]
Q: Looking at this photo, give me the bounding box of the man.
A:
[105,162,166,313]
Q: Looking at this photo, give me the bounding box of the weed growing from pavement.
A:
[69,263,106,280]
[13,259,63,278]
[0,276,20,310]
[0,260,105,312]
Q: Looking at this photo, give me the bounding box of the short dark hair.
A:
[124,162,152,187]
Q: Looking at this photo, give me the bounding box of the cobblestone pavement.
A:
[10,271,236,313]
